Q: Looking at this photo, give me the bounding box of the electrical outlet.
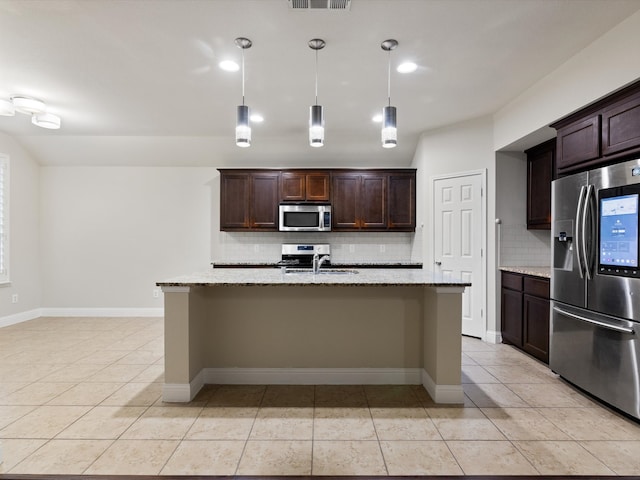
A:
[379,245,386,253]
[153,289,160,298]
[11,294,18,304]
[349,244,355,253]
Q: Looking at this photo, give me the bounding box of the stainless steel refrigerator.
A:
[551,157,640,420]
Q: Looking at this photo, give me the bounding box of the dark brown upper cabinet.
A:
[219,170,280,231]
[551,79,640,176]
[388,172,416,230]
[219,168,416,232]
[280,171,330,202]
[555,115,600,175]
[331,170,415,232]
[525,139,555,230]
[602,90,640,157]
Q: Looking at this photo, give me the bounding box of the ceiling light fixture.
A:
[235,37,252,148]
[32,112,61,129]
[0,95,62,128]
[11,96,46,114]
[381,39,398,149]
[308,38,326,148]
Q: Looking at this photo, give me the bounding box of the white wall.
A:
[411,116,498,341]
[40,167,213,309]
[494,9,640,150]
[0,133,41,321]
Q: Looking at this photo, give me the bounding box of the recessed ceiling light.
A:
[250,113,264,123]
[397,62,417,73]
[372,114,382,123]
[219,60,240,72]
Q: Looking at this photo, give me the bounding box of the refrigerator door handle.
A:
[583,184,596,280]
[553,306,635,334]
[575,185,587,278]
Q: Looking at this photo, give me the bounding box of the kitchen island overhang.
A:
[157,269,470,404]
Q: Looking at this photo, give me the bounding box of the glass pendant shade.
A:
[309,104,324,147]
[381,105,397,148]
[0,98,15,116]
[236,105,251,147]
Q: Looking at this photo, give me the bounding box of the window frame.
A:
[0,154,9,285]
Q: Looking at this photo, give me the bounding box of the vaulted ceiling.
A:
[1,0,639,167]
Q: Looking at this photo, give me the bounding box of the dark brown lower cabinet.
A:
[501,271,550,363]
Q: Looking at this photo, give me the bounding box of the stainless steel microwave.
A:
[279,204,331,232]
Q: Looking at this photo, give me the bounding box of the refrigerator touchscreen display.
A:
[599,193,639,268]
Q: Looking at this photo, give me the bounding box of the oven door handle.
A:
[553,306,635,334]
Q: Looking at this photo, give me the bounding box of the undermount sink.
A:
[283,268,358,275]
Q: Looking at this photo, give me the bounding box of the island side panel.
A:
[162,286,207,401]
[422,286,464,403]
[201,285,424,377]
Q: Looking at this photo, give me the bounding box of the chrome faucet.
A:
[313,253,330,273]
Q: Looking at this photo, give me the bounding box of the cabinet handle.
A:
[435,261,442,266]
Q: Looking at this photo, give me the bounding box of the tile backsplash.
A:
[498,223,551,267]
[214,232,416,264]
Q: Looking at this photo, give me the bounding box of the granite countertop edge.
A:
[212,262,424,269]
[499,266,551,279]
[157,268,470,287]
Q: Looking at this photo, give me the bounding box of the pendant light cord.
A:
[241,48,246,106]
[315,48,319,104]
[387,49,391,107]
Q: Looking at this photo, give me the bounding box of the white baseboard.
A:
[39,307,164,317]
[204,367,422,386]
[0,307,164,329]
[421,369,464,404]
[484,329,502,344]
[0,308,43,328]
[162,370,204,402]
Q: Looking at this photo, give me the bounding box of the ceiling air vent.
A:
[288,0,351,10]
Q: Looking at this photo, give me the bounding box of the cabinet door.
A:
[523,294,550,363]
[251,173,279,229]
[526,141,554,230]
[388,173,416,230]
[501,288,523,347]
[280,172,305,202]
[360,174,387,229]
[220,173,250,230]
[602,93,640,157]
[306,173,330,202]
[331,174,360,229]
[556,115,601,175]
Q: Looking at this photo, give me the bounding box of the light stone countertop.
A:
[157,268,471,287]
[499,266,551,279]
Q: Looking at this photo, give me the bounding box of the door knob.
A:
[435,261,442,266]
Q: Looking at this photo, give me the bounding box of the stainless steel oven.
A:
[279,204,331,232]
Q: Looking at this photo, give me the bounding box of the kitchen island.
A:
[157,269,469,404]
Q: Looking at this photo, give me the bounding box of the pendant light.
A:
[235,37,252,148]
[381,39,398,149]
[308,38,326,147]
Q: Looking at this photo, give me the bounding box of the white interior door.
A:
[433,172,485,338]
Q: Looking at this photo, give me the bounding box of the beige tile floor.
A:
[1,316,640,475]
